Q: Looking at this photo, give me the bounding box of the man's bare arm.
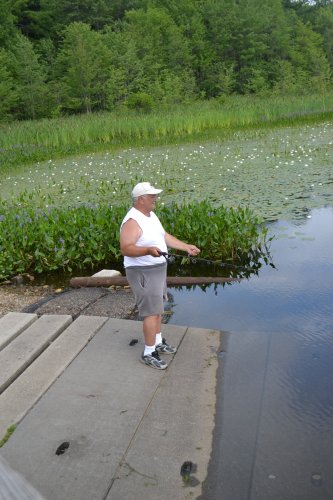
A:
[120,219,161,257]
[164,232,200,256]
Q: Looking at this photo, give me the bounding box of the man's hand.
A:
[147,246,163,257]
[185,244,200,256]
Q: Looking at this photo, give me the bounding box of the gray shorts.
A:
[125,263,167,318]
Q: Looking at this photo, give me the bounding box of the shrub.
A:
[125,92,155,112]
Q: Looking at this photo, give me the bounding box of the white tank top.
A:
[121,207,167,267]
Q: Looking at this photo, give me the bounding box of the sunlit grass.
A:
[1,94,333,173]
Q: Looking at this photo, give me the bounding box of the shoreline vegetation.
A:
[0,198,272,282]
[1,94,333,173]
[1,94,331,282]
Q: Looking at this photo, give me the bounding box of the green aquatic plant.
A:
[157,201,272,273]
[0,196,271,281]
[1,94,333,173]
[1,119,331,223]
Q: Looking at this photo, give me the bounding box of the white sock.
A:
[155,333,163,346]
[144,345,155,356]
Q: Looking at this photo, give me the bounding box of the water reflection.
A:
[169,207,333,498]
[167,207,333,333]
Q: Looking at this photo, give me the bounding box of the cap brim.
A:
[132,187,163,197]
[148,188,163,194]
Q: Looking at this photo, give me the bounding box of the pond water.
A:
[166,207,333,336]
[1,121,332,222]
[167,207,333,498]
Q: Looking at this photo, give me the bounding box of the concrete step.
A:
[0,312,38,352]
[0,315,108,437]
[0,319,221,500]
[108,325,220,500]
[0,314,72,395]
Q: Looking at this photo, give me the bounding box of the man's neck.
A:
[134,205,151,217]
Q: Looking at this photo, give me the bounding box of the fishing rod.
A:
[158,251,260,272]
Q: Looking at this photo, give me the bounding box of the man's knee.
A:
[144,314,161,322]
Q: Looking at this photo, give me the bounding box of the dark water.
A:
[169,208,333,334]
[167,207,333,336]
[167,207,333,498]
[168,207,333,418]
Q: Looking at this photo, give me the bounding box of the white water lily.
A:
[1,122,332,223]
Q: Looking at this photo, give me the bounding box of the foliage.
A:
[0,198,124,279]
[125,92,155,112]
[157,201,271,266]
[0,48,18,119]
[0,1,21,48]
[0,0,333,121]
[10,33,49,119]
[0,196,270,281]
[54,22,111,113]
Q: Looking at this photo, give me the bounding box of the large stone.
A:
[91,269,122,278]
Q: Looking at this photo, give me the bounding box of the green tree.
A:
[232,0,294,93]
[199,0,238,96]
[201,0,330,96]
[34,37,57,78]
[104,28,145,108]
[2,0,332,116]
[147,68,196,105]
[119,7,196,103]
[10,33,48,119]
[0,48,18,120]
[104,7,197,108]
[283,0,333,70]
[22,0,118,41]
[152,0,212,97]
[106,0,149,20]
[312,4,333,68]
[287,16,331,93]
[54,22,111,113]
[124,7,193,74]
[0,0,23,48]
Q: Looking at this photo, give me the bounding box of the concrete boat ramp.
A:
[0,312,219,499]
[1,311,333,499]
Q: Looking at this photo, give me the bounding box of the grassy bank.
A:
[1,94,333,173]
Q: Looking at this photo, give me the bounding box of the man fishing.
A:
[120,181,200,369]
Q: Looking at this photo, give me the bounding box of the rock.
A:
[91,269,122,278]
[11,275,25,286]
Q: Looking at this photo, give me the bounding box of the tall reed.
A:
[1,94,333,173]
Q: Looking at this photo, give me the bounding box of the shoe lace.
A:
[152,350,161,361]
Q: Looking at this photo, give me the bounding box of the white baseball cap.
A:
[131,182,163,198]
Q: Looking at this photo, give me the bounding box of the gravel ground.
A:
[0,284,55,317]
[0,283,138,320]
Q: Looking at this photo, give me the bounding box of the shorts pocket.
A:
[139,271,147,289]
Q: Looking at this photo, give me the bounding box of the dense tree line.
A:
[1,0,332,121]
